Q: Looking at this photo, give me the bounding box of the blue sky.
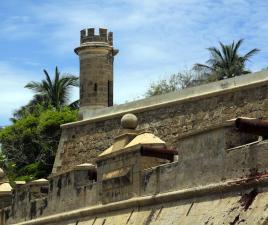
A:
[0,0,268,126]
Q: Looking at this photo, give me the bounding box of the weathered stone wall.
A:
[141,134,268,196]
[8,172,268,224]
[78,51,113,108]
[35,187,268,225]
[5,168,97,224]
[0,196,11,209]
[45,169,97,216]
[6,181,49,224]
[97,150,140,204]
[53,72,268,174]
[5,124,268,224]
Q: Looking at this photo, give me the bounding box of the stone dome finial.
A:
[121,113,138,129]
[0,168,5,178]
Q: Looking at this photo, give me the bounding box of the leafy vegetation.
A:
[146,39,259,97]
[0,67,78,183]
[0,107,77,182]
[145,69,211,97]
[145,70,195,97]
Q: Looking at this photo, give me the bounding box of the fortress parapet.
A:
[80,28,113,46]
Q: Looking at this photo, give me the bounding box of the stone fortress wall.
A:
[2,27,268,224]
[4,83,268,224]
[52,70,268,175]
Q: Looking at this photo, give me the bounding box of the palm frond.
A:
[193,63,213,71]
[243,48,260,62]
[24,67,79,109]
[233,39,244,55]
[194,39,259,79]
[25,82,43,93]
[208,47,224,63]
[43,69,53,88]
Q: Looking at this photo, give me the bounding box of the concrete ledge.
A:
[49,163,96,178]
[28,179,48,186]
[62,70,268,128]
[13,174,268,225]
[74,163,96,171]
[226,140,263,152]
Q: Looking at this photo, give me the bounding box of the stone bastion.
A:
[2,28,268,224]
[1,71,268,225]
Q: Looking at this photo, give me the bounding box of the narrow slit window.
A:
[108,80,113,106]
[94,83,98,92]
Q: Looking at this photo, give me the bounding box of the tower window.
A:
[94,83,98,92]
[108,80,113,106]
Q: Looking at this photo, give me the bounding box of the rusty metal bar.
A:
[140,146,178,161]
[235,118,268,137]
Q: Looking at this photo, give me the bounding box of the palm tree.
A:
[194,39,259,80]
[25,67,79,109]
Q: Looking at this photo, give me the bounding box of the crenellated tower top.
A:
[80,28,113,46]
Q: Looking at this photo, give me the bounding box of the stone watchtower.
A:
[75,28,118,118]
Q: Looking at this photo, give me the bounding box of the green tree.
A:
[25,67,79,109]
[145,70,206,97]
[145,71,193,97]
[11,100,46,122]
[0,107,78,182]
[194,39,259,80]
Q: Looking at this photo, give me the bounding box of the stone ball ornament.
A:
[121,113,138,129]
